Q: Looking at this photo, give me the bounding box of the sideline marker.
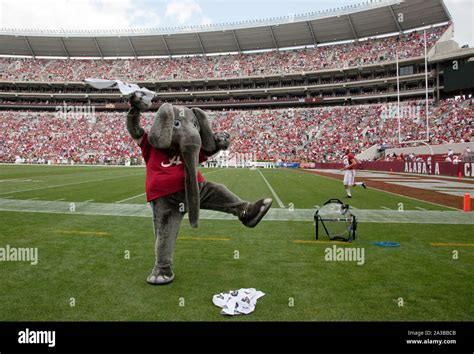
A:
[458,171,462,179]
[464,193,471,212]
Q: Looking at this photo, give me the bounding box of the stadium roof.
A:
[0,0,451,58]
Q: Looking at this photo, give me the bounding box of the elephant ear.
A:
[149,103,175,149]
[192,107,216,153]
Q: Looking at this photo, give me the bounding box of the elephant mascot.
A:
[126,96,273,285]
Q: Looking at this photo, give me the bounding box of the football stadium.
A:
[0,0,473,332]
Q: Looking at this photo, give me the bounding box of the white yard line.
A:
[0,172,143,196]
[53,198,66,201]
[256,169,285,208]
[25,197,39,201]
[415,207,428,211]
[380,206,391,210]
[83,199,95,203]
[202,169,224,176]
[0,179,33,183]
[115,193,146,204]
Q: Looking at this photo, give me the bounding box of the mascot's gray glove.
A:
[129,93,151,111]
[214,132,230,151]
[203,132,230,156]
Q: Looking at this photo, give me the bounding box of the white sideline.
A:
[256,169,285,208]
[1,198,473,224]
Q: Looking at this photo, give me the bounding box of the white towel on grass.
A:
[84,78,156,108]
[212,288,265,316]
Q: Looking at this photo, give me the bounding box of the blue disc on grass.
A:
[374,242,400,247]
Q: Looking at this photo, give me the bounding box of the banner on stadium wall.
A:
[363,160,472,178]
[307,163,344,169]
[311,160,474,178]
[300,162,316,169]
[254,161,276,168]
[462,162,474,178]
[276,162,300,169]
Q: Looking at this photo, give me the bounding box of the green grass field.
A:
[0,165,472,321]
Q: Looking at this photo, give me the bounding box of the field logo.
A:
[324,245,365,265]
[18,328,55,347]
[55,103,96,123]
[0,245,38,265]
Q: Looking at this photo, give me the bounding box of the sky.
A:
[0,0,472,47]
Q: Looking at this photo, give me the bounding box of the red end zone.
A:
[302,168,474,210]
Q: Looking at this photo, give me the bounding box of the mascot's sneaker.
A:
[240,198,273,228]
[147,266,175,285]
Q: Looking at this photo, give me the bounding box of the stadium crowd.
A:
[0,26,447,82]
[210,97,473,162]
[1,97,471,165]
[0,111,137,165]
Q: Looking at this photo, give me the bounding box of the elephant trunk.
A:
[181,141,201,228]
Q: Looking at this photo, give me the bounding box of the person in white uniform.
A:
[340,149,366,198]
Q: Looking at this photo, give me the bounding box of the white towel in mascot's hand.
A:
[84,78,156,110]
[212,288,265,316]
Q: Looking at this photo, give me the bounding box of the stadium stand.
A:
[0,26,447,82]
[1,0,472,166]
[1,98,471,165]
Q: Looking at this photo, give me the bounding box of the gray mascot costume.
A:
[126,97,273,285]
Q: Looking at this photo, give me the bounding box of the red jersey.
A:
[343,153,356,170]
[140,133,205,201]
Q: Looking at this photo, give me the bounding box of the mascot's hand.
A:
[129,93,151,111]
[214,132,231,151]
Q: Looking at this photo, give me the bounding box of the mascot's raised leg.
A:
[199,181,273,228]
[147,198,184,285]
